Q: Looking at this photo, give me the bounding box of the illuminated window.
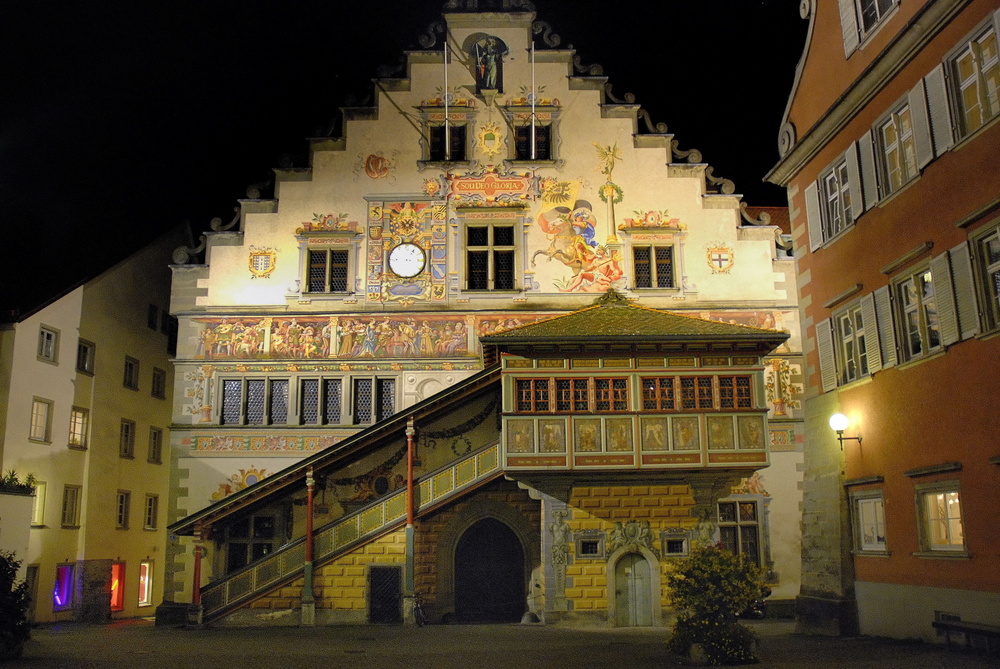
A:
[69,407,89,449]
[878,103,918,195]
[110,562,125,612]
[917,483,965,553]
[53,564,74,610]
[837,304,870,384]
[976,223,1000,332]
[642,377,676,411]
[30,398,53,442]
[137,561,153,607]
[516,379,550,413]
[895,266,941,361]
[31,481,46,526]
[950,23,999,137]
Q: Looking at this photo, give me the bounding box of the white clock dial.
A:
[388,242,426,278]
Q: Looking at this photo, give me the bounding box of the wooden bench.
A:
[932,619,1000,654]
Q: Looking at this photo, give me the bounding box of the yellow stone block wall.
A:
[414,479,541,609]
[565,484,696,612]
[247,530,407,611]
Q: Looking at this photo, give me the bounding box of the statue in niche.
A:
[471,35,507,93]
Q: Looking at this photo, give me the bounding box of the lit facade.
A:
[0,229,183,622]
[768,0,1000,640]
[162,0,805,626]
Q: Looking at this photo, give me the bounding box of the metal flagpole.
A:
[530,41,536,160]
[444,43,450,161]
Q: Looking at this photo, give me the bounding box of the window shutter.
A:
[816,318,838,393]
[805,181,823,251]
[839,0,860,57]
[948,241,980,340]
[930,252,960,347]
[845,141,865,218]
[924,64,954,156]
[858,130,879,207]
[908,79,934,170]
[860,293,882,373]
[995,9,1000,47]
[873,286,897,369]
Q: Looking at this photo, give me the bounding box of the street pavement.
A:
[7,619,998,668]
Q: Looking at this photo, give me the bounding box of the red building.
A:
[768,0,1000,642]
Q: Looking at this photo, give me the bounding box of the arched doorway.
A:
[615,553,653,627]
[454,518,525,623]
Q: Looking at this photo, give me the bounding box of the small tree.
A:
[0,551,31,659]
[666,544,764,665]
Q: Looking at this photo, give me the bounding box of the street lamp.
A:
[829,413,862,450]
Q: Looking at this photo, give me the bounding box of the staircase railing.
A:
[200,442,501,620]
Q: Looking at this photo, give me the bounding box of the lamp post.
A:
[829,413,862,450]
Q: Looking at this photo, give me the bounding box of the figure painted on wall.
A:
[472,35,507,93]
[534,202,623,293]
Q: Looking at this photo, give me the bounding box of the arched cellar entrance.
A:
[454,518,526,623]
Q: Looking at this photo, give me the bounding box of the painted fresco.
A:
[368,201,448,305]
[193,313,549,361]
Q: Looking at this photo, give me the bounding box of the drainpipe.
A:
[405,418,416,606]
[302,468,316,626]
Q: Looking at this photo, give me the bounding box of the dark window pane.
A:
[468,227,489,246]
[329,250,349,292]
[634,247,652,287]
[325,379,342,424]
[246,380,266,424]
[468,250,489,290]
[494,250,514,289]
[493,226,514,246]
[301,379,319,424]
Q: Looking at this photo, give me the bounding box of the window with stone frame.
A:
[116,491,131,529]
[352,377,395,425]
[120,419,136,459]
[466,223,516,291]
[38,325,59,363]
[300,377,344,425]
[428,122,468,162]
[915,482,965,554]
[61,485,82,528]
[69,406,89,449]
[975,222,1000,332]
[718,498,762,566]
[143,494,159,530]
[220,378,290,425]
[850,490,887,553]
[306,248,351,293]
[877,102,918,196]
[894,265,941,362]
[836,302,870,384]
[123,356,140,390]
[632,245,675,289]
[76,339,96,374]
[151,367,167,399]
[949,17,1000,139]
[148,427,163,464]
[513,122,552,161]
[30,398,53,442]
[837,0,898,56]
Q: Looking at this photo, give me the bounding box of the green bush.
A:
[0,551,31,659]
[666,544,764,665]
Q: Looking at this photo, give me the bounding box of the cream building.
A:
[0,227,185,622]
[162,0,805,625]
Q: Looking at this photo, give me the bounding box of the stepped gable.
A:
[480,289,789,347]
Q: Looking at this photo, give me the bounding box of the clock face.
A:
[388,242,426,278]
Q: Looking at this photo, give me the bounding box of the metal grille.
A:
[467,250,489,290]
[301,379,319,424]
[329,250,348,292]
[467,226,489,247]
[633,247,652,287]
[354,378,373,423]
[493,226,514,246]
[325,379,342,423]
[555,379,571,411]
[642,377,675,410]
[494,250,514,289]
[697,377,713,408]
[221,380,242,424]
[308,251,327,292]
[246,380,266,424]
[654,246,674,287]
[377,379,395,421]
[719,377,735,409]
[269,380,288,423]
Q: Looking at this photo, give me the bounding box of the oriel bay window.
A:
[466,224,515,291]
[515,377,629,413]
[642,376,753,411]
[220,378,290,425]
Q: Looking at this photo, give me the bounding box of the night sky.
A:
[2,0,808,315]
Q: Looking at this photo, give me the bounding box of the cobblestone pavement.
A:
[8,619,998,668]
